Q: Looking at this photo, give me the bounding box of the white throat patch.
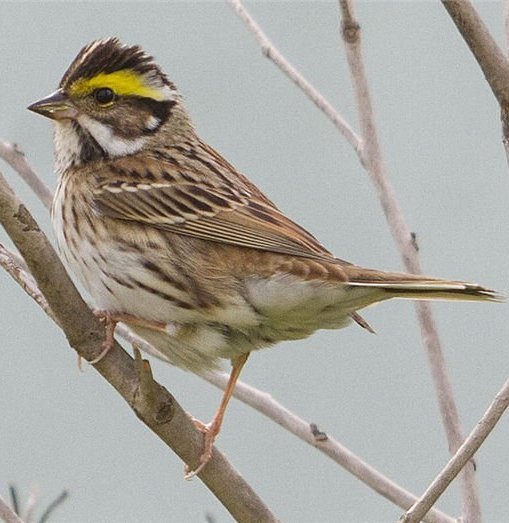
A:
[77,114,147,157]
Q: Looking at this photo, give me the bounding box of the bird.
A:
[28,37,500,476]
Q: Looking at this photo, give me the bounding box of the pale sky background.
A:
[1,2,508,522]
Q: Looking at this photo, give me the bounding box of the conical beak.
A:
[28,89,78,120]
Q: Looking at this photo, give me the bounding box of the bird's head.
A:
[28,38,190,168]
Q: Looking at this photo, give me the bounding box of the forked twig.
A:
[228,0,483,520]
[338,2,482,520]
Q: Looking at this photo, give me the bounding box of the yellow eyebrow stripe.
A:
[69,70,165,100]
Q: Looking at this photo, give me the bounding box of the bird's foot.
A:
[96,310,179,335]
[88,310,119,364]
[184,418,219,480]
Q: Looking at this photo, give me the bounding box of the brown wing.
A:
[92,151,338,262]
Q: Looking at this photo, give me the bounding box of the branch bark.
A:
[338,1,481,520]
[442,0,509,168]
[0,495,24,523]
[0,142,52,208]
[400,377,509,523]
[0,235,455,523]
[225,8,481,514]
[227,0,364,161]
[0,170,277,523]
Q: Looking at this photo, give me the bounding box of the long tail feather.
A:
[347,279,503,302]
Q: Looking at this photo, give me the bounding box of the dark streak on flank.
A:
[131,278,194,309]
[141,259,187,292]
[102,279,114,295]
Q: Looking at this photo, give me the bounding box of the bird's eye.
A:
[93,87,115,106]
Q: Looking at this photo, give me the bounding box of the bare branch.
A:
[442,0,509,170]
[22,485,39,523]
[337,1,481,520]
[38,491,68,523]
[0,495,24,523]
[0,141,52,209]
[0,171,277,523]
[0,221,455,523]
[400,377,509,523]
[203,371,456,523]
[442,0,509,108]
[0,242,56,323]
[227,0,364,160]
[8,487,19,519]
[226,10,478,510]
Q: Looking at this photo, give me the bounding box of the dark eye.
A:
[93,87,115,105]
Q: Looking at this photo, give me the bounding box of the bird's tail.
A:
[344,267,503,303]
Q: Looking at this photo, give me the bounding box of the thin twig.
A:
[0,141,52,209]
[442,0,509,171]
[227,0,364,161]
[227,9,476,510]
[442,0,509,108]
[38,491,68,523]
[337,1,481,520]
[8,487,19,517]
[202,372,455,523]
[0,243,56,323]
[0,171,278,523]
[400,378,509,522]
[22,486,39,523]
[505,0,509,55]
[0,234,455,523]
[0,495,24,523]
[504,0,509,165]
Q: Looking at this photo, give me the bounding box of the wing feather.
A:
[92,151,337,262]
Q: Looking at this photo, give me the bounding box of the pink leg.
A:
[90,311,179,365]
[89,311,118,364]
[185,353,250,479]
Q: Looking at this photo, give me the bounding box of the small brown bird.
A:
[28,38,499,476]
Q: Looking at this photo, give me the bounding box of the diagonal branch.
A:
[227,0,364,161]
[0,495,24,523]
[337,2,482,521]
[441,0,509,168]
[0,141,52,208]
[400,377,509,523]
[442,0,509,107]
[0,170,277,523]
[0,215,454,523]
[202,371,455,523]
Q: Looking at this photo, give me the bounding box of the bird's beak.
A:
[28,89,78,120]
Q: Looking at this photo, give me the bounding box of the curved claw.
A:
[90,310,118,364]
[184,424,215,480]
